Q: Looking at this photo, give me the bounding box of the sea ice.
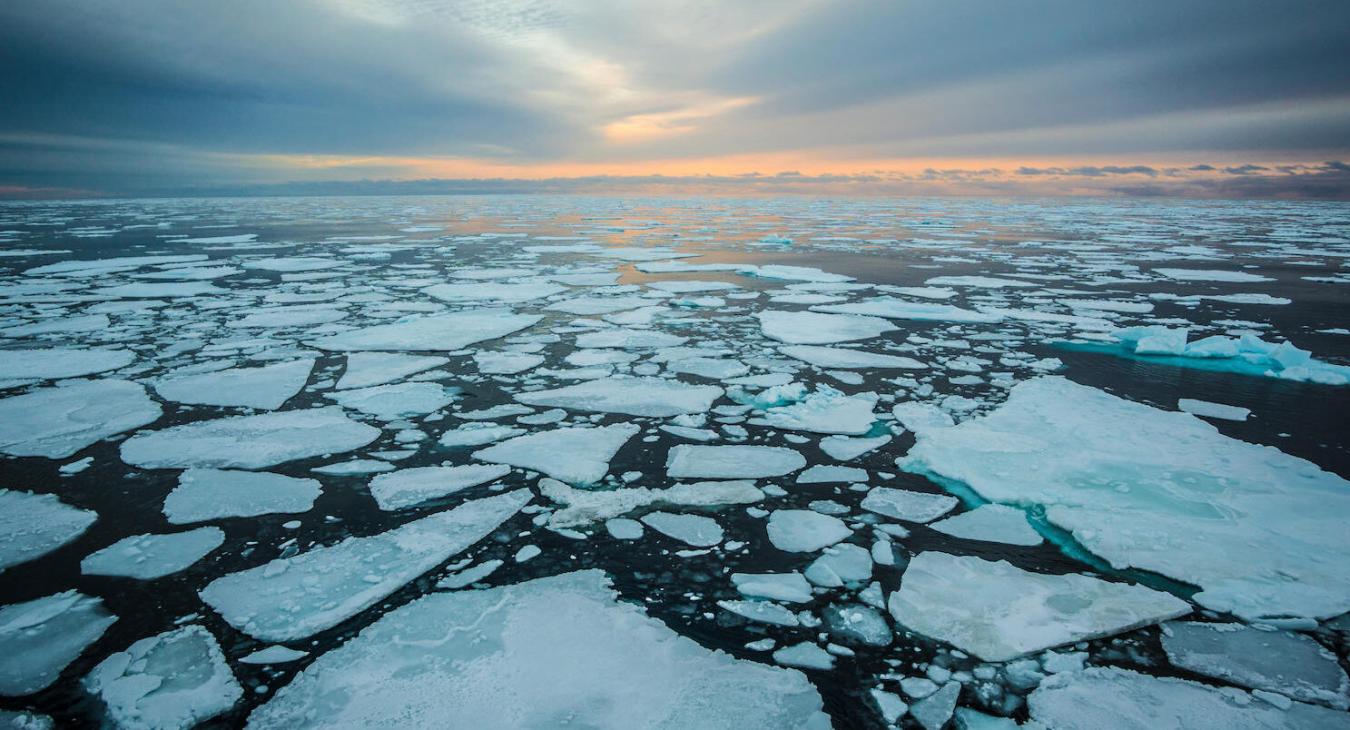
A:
[327,382,455,419]
[540,478,762,528]
[0,380,161,458]
[860,487,957,523]
[0,490,96,571]
[309,310,540,352]
[819,434,892,461]
[640,511,724,546]
[368,464,511,510]
[121,406,380,469]
[514,377,722,417]
[1028,666,1349,729]
[336,352,447,389]
[1177,398,1250,421]
[758,311,895,344]
[423,281,564,303]
[472,424,639,484]
[473,350,544,374]
[929,504,1043,546]
[1160,621,1349,708]
[666,444,806,478]
[80,527,224,579]
[154,359,314,410]
[888,552,1190,661]
[1153,268,1273,282]
[813,298,1002,324]
[752,386,878,435]
[766,510,852,552]
[779,345,925,370]
[0,591,116,696]
[247,570,829,729]
[84,624,241,730]
[718,600,799,626]
[732,572,815,603]
[901,376,1350,619]
[163,469,322,523]
[200,489,531,641]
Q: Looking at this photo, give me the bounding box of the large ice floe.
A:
[0,348,135,381]
[0,380,161,458]
[152,358,314,409]
[121,406,380,469]
[309,310,541,351]
[200,489,531,641]
[540,477,762,528]
[472,424,639,484]
[901,376,1350,620]
[247,570,830,729]
[0,591,116,696]
[85,624,242,730]
[514,376,722,416]
[888,552,1190,661]
[0,490,96,571]
[163,469,322,523]
[757,310,895,344]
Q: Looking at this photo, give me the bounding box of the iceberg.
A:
[901,376,1350,619]
[247,570,829,729]
[472,424,639,484]
[0,380,161,458]
[0,490,96,571]
[0,591,116,696]
[200,489,531,641]
[888,552,1190,662]
[121,406,380,469]
[514,377,722,417]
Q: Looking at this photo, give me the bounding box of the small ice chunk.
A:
[797,465,868,484]
[239,646,309,665]
[1176,398,1250,422]
[474,350,544,374]
[718,600,799,626]
[766,510,852,552]
[605,518,644,540]
[81,527,224,579]
[860,487,957,523]
[200,489,532,641]
[640,512,724,546]
[824,603,891,647]
[909,681,960,730]
[121,406,380,469]
[753,387,879,435]
[164,469,322,523]
[0,490,96,572]
[0,591,116,696]
[805,544,873,587]
[369,464,511,510]
[438,423,525,447]
[666,445,805,478]
[888,552,1190,661]
[515,377,722,417]
[472,424,639,484]
[819,434,892,461]
[731,572,814,603]
[0,380,161,459]
[436,558,504,589]
[929,504,1043,546]
[772,642,835,670]
[84,624,241,729]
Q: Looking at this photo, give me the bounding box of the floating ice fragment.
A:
[860,487,957,523]
[239,646,308,665]
[154,359,314,410]
[0,591,116,696]
[200,489,531,641]
[666,445,805,479]
[640,511,723,546]
[813,298,1003,323]
[752,386,879,435]
[929,504,1043,546]
[888,552,1190,662]
[81,527,224,579]
[310,310,540,352]
[121,406,380,469]
[718,600,798,626]
[0,490,96,571]
[1153,268,1273,282]
[819,434,892,461]
[766,510,852,553]
[758,311,895,345]
[472,424,639,484]
[1161,622,1349,709]
[327,382,455,419]
[249,570,829,728]
[0,380,161,458]
[164,469,322,523]
[368,464,511,510]
[732,572,814,603]
[1177,398,1250,421]
[540,477,761,528]
[772,643,835,670]
[337,352,447,389]
[0,348,134,381]
[515,377,721,417]
[84,624,241,730]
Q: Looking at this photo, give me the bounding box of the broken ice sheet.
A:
[248,570,830,728]
[368,463,511,511]
[889,552,1189,662]
[200,489,531,641]
[1160,621,1350,709]
[85,624,242,730]
[901,376,1350,620]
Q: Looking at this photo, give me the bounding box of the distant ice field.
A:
[0,195,1347,728]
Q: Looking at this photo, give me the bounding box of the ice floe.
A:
[0,380,161,458]
[201,489,531,641]
[0,591,116,696]
[758,310,895,344]
[80,527,224,579]
[666,444,806,478]
[1160,621,1349,709]
[766,510,852,552]
[310,310,540,352]
[163,469,321,523]
[153,358,314,410]
[929,504,1043,546]
[514,377,722,417]
[121,406,380,469]
[368,464,511,510]
[85,624,241,730]
[540,478,762,528]
[472,424,638,484]
[0,490,96,571]
[336,352,448,389]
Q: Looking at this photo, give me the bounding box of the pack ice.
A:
[200,489,531,641]
[120,406,380,469]
[901,376,1350,620]
[247,570,830,729]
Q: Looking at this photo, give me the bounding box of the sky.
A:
[1,0,1348,199]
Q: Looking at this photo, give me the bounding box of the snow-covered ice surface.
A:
[1,196,1348,727]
